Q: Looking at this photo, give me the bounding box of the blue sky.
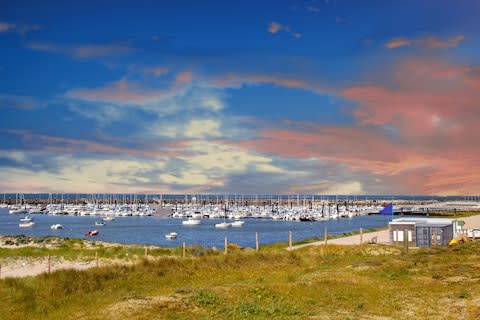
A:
[1,0,480,195]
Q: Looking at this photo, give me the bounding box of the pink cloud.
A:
[67,69,195,105]
[268,22,281,34]
[0,22,40,34]
[0,22,15,32]
[385,38,412,49]
[67,78,162,104]
[385,34,465,49]
[24,41,135,58]
[233,57,480,194]
[176,71,193,84]
[268,22,302,39]
[8,129,182,158]
[209,73,325,94]
[72,44,135,58]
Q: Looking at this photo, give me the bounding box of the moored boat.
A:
[84,229,99,236]
[19,216,33,222]
[50,224,63,230]
[182,218,201,226]
[214,222,231,229]
[19,221,35,228]
[231,220,245,227]
[165,232,178,240]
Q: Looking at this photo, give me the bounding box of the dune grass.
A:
[1,239,480,319]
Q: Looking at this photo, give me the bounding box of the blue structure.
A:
[380,203,394,215]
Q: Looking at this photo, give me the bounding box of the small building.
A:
[389,218,458,247]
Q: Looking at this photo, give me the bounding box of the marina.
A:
[1,207,393,248]
[2,194,480,249]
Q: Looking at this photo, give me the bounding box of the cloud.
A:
[385,34,465,49]
[24,41,135,58]
[268,22,281,34]
[184,119,222,138]
[0,21,41,34]
[0,22,15,32]
[335,16,350,24]
[66,78,163,105]
[385,38,412,49]
[307,6,320,12]
[268,21,302,39]
[0,94,37,109]
[6,129,177,158]
[208,73,324,95]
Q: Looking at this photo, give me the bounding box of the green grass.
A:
[2,239,480,319]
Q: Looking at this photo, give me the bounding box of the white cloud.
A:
[184,119,222,138]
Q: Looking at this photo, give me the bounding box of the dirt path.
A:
[290,214,480,250]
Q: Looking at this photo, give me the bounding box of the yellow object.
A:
[449,239,458,246]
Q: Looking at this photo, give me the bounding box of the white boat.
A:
[231,220,245,227]
[214,222,231,229]
[19,221,35,228]
[165,232,178,240]
[19,216,33,222]
[102,216,115,221]
[182,218,201,226]
[95,221,106,226]
[10,208,28,214]
[50,224,63,230]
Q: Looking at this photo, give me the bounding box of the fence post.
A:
[144,246,148,258]
[255,232,259,252]
[360,228,363,245]
[288,231,292,250]
[0,263,2,279]
[324,226,328,246]
[224,236,228,254]
[95,251,99,267]
[48,255,51,273]
[403,229,409,254]
[182,242,186,258]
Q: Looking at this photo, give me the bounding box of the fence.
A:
[0,227,375,279]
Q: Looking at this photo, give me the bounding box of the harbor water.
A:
[0,208,393,248]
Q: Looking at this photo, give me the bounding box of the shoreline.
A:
[2,214,480,278]
[290,214,480,249]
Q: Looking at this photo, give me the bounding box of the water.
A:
[0,208,392,248]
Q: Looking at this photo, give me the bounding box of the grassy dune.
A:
[1,238,480,320]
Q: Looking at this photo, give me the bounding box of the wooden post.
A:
[0,263,2,279]
[144,246,148,258]
[432,231,437,247]
[324,226,328,246]
[288,231,292,250]
[255,232,259,252]
[224,236,228,254]
[360,228,363,245]
[48,255,51,273]
[403,229,409,254]
[182,242,186,258]
[95,251,99,267]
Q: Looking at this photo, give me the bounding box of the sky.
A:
[1,0,480,195]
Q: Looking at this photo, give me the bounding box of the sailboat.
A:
[215,202,231,228]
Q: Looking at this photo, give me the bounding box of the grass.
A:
[1,239,480,319]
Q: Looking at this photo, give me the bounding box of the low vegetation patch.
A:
[1,239,480,319]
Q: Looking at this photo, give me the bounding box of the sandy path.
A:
[290,214,480,250]
[0,256,97,279]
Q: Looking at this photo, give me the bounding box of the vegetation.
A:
[1,238,480,319]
